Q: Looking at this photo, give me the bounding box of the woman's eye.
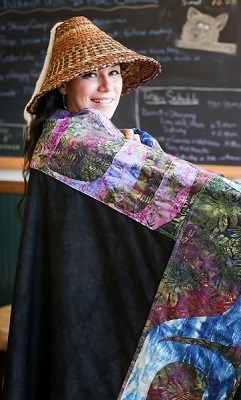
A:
[81,72,97,78]
[109,69,120,76]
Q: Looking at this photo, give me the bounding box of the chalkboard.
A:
[0,0,241,171]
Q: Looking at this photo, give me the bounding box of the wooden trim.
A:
[0,164,240,194]
[200,165,241,180]
[0,181,25,194]
[0,157,23,169]
[0,158,240,178]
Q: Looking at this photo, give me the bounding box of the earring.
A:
[63,94,68,110]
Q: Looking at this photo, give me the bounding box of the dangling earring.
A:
[63,94,68,110]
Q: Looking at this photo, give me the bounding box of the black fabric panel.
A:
[3,169,174,400]
[235,386,241,400]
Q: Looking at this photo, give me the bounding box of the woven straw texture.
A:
[27,16,161,114]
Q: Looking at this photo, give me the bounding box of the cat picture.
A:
[175,7,237,54]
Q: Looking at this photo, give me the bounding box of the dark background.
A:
[0,0,241,165]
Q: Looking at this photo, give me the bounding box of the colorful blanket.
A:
[31,108,241,399]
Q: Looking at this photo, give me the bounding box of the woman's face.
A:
[58,65,123,119]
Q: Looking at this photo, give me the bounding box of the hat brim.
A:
[25,16,161,116]
[26,55,161,115]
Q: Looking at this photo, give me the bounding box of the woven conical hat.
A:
[25,16,161,115]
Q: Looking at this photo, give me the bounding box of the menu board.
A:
[0,0,241,168]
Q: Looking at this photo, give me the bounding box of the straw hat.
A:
[25,16,161,117]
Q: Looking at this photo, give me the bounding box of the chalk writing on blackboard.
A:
[135,87,241,165]
[0,122,25,157]
[0,0,159,15]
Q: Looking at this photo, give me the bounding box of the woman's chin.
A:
[91,104,117,119]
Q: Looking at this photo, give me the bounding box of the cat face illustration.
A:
[181,7,228,45]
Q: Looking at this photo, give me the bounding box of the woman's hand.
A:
[122,129,141,142]
[121,128,162,150]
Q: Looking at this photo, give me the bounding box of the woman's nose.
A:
[98,77,113,91]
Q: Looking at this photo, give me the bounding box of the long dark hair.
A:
[19,89,63,214]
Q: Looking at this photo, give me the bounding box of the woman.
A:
[3,16,241,400]
[22,15,161,176]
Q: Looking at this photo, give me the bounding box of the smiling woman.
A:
[2,14,241,400]
[21,15,161,173]
[58,65,123,119]
[2,15,164,400]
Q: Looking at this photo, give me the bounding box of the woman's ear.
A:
[58,83,66,95]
